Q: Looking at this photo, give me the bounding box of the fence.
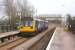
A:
[0,25,17,33]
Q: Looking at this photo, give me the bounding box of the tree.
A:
[4,0,17,30]
[66,14,72,25]
[4,0,35,28]
[17,0,35,18]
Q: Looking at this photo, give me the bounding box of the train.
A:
[17,17,48,36]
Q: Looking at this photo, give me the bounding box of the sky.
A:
[0,0,5,18]
[28,0,75,16]
[0,0,75,17]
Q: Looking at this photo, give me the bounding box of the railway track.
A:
[0,36,22,47]
[0,36,31,50]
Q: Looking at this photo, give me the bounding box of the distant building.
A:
[36,14,62,20]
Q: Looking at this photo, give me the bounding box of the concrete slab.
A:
[46,27,75,50]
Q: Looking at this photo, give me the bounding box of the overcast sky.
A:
[0,0,5,18]
[28,0,75,16]
[0,0,75,17]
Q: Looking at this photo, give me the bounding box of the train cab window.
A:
[28,21,32,26]
[25,21,28,26]
[25,21,32,26]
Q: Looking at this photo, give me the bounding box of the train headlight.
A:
[31,26,33,28]
[18,25,23,29]
[20,26,23,28]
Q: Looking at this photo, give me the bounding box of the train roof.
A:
[34,19,44,21]
[22,17,33,21]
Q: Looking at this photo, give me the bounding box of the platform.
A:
[46,27,75,50]
[0,31,19,38]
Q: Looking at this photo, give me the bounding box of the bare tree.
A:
[4,0,35,29]
[4,0,17,30]
[17,0,35,18]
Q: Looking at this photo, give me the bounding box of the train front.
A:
[17,19,36,36]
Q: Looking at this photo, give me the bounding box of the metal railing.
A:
[0,25,17,33]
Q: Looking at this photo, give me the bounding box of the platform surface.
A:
[46,27,75,50]
[0,31,19,38]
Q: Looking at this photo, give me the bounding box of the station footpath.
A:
[46,27,75,50]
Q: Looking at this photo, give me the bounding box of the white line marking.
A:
[46,28,57,50]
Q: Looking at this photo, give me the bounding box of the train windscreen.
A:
[25,21,32,26]
[20,21,32,26]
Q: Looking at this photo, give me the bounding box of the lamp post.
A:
[18,11,21,25]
